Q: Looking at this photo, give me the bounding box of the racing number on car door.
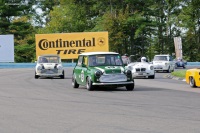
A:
[75,55,88,85]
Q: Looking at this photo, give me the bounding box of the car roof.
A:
[79,52,119,56]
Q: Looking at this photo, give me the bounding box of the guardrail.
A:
[186,62,200,66]
[0,63,76,68]
[0,62,199,68]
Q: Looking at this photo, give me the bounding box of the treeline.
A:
[0,0,199,62]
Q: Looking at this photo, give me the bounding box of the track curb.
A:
[165,74,186,81]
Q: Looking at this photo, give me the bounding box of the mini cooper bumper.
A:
[36,69,63,77]
[36,73,63,77]
[92,81,134,85]
[92,73,134,86]
[154,65,169,71]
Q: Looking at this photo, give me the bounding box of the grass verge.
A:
[171,70,187,78]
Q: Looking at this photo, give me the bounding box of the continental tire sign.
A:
[35,32,109,59]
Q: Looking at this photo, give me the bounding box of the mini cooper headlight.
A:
[57,65,62,70]
[37,65,42,70]
[95,70,103,77]
[125,70,132,76]
[150,66,154,70]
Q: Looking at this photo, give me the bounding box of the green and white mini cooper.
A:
[72,52,134,91]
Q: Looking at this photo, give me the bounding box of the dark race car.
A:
[175,58,187,69]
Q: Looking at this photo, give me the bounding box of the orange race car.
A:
[185,68,200,87]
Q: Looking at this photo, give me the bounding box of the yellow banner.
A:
[35,32,109,59]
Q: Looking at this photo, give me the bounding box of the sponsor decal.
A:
[38,38,95,51]
[97,37,105,46]
[38,38,95,55]
[105,66,118,69]
[36,32,109,59]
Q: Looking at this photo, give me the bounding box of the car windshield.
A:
[89,54,123,66]
[39,56,60,63]
[153,56,168,61]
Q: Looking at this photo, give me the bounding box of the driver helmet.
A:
[124,54,128,57]
[141,57,147,62]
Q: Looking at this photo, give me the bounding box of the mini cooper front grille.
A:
[99,74,127,82]
[41,69,58,73]
[135,68,146,72]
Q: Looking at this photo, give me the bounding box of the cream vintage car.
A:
[72,52,134,91]
[35,54,65,79]
[126,56,155,79]
[153,54,175,72]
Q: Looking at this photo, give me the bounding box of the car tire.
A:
[72,74,79,88]
[175,64,178,69]
[189,77,197,88]
[35,72,39,79]
[167,67,171,73]
[126,83,134,91]
[148,75,155,79]
[60,70,65,79]
[86,77,94,91]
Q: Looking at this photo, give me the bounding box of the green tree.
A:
[0,0,36,62]
[177,0,200,61]
[38,0,89,33]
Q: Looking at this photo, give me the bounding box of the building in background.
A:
[0,35,14,62]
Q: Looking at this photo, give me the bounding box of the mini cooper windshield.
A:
[153,56,168,61]
[38,56,60,63]
[89,54,123,66]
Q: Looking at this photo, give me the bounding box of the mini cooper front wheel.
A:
[148,75,155,79]
[60,70,65,79]
[126,83,134,91]
[86,77,94,91]
[189,77,197,88]
[167,66,171,73]
[35,72,39,79]
[72,75,79,88]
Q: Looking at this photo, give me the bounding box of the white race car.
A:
[126,57,155,79]
[35,54,65,79]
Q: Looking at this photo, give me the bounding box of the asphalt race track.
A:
[0,67,200,133]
